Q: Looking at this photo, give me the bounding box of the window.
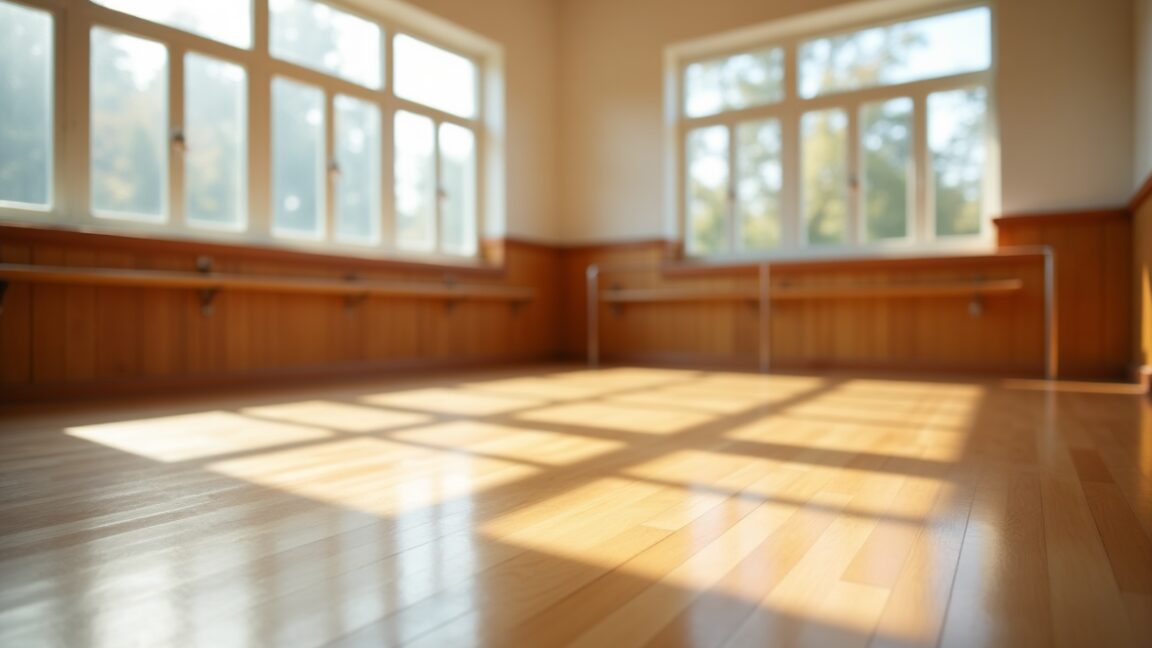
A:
[0,0,492,260]
[676,4,995,258]
[271,76,325,238]
[334,95,382,245]
[0,0,53,209]
[93,0,252,49]
[270,0,382,89]
[185,53,247,230]
[394,34,477,118]
[90,27,168,221]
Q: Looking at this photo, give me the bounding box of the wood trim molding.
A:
[1136,365,1152,397]
[0,224,508,277]
[993,208,1131,229]
[560,238,671,254]
[0,263,535,301]
[661,248,1049,277]
[1132,173,1152,211]
[598,279,1023,304]
[589,352,1045,379]
[0,357,557,406]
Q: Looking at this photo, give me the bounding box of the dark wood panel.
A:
[997,210,1133,379]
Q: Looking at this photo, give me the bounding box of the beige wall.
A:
[998,0,1133,214]
[357,0,562,242]
[1138,0,1152,189]
[558,0,1136,242]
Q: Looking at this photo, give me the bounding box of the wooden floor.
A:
[0,365,1150,647]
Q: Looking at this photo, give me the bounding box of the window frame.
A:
[670,0,999,261]
[0,0,497,264]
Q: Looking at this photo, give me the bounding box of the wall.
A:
[997,0,1133,214]
[353,0,562,242]
[0,228,561,402]
[558,0,1135,242]
[1137,0,1152,188]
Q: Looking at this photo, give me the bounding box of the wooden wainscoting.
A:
[562,243,1049,377]
[1133,176,1152,391]
[996,210,1132,380]
[0,226,562,402]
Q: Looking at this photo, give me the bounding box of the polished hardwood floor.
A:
[0,365,1149,647]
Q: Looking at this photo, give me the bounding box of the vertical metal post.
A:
[1042,247,1057,380]
[586,264,600,368]
[758,263,771,373]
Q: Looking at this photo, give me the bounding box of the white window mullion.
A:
[248,0,270,240]
[169,45,185,229]
[726,122,738,255]
[64,2,89,226]
[325,91,336,243]
[913,92,930,243]
[472,120,484,255]
[845,97,861,246]
[434,119,445,254]
[381,34,396,252]
[779,104,801,250]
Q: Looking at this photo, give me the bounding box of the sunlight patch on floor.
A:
[606,385,770,415]
[208,437,538,516]
[242,400,432,433]
[459,377,619,401]
[360,388,543,416]
[65,411,333,462]
[392,421,626,466]
[624,449,779,486]
[514,401,716,435]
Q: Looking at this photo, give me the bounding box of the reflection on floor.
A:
[0,365,1149,647]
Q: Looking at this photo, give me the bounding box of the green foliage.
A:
[803,110,847,245]
[861,99,911,240]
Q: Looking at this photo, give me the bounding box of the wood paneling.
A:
[3,205,1137,403]
[997,210,1132,379]
[0,228,561,402]
[563,242,1049,376]
[1134,181,1152,385]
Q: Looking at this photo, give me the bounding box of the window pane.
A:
[802,109,848,245]
[93,0,252,49]
[185,53,246,229]
[394,35,477,118]
[861,97,912,240]
[334,95,381,244]
[90,28,168,221]
[685,125,729,255]
[684,47,784,118]
[0,1,52,207]
[271,77,324,238]
[270,0,382,89]
[799,7,991,99]
[930,87,987,237]
[735,119,781,250]
[439,123,477,256]
[394,111,436,252]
